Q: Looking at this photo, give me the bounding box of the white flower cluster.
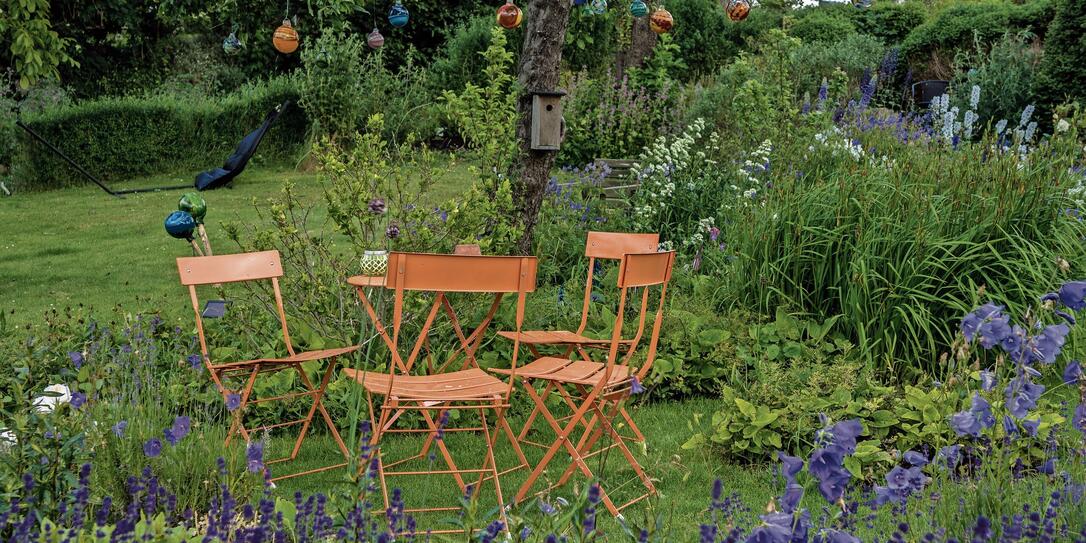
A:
[808,127,894,169]
[684,217,717,247]
[631,118,720,228]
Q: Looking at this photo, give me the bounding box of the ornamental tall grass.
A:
[722,124,1086,379]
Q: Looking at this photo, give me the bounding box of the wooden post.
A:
[512,0,573,255]
[614,16,657,79]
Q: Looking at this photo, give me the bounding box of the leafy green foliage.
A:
[667,0,783,79]
[852,2,925,45]
[950,32,1041,132]
[1034,0,1086,121]
[0,0,77,88]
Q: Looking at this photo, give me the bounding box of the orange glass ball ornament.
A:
[272,19,299,54]
[649,8,673,34]
[496,1,523,29]
[725,0,750,22]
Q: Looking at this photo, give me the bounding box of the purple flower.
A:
[1005,374,1045,419]
[1021,418,1040,437]
[187,354,203,370]
[746,522,791,543]
[937,444,961,469]
[144,438,163,458]
[979,370,997,391]
[165,416,191,446]
[226,393,241,411]
[814,529,860,543]
[978,316,1012,349]
[112,420,127,438]
[1066,360,1083,384]
[903,450,928,467]
[70,392,87,409]
[630,376,645,394]
[1057,281,1086,310]
[950,393,995,437]
[69,351,84,369]
[780,484,803,514]
[961,303,1004,341]
[1072,403,1086,435]
[247,442,264,473]
[778,452,803,485]
[369,198,387,214]
[885,466,910,490]
[1030,324,1069,364]
[386,223,400,239]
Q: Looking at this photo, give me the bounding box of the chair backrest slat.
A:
[385,253,537,293]
[617,252,674,288]
[584,232,659,259]
[178,250,284,285]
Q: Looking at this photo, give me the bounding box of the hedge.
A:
[900,0,1055,72]
[11,76,306,191]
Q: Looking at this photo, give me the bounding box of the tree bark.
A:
[513,0,572,255]
[614,16,657,80]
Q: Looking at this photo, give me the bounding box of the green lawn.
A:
[0,159,475,324]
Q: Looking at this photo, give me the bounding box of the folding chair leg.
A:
[224,366,260,447]
[517,380,555,441]
[515,385,621,515]
[589,399,657,495]
[474,403,508,526]
[620,406,646,443]
[288,358,349,460]
[419,408,467,491]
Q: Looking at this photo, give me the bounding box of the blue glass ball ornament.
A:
[630,0,648,17]
[388,2,409,27]
[165,211,197,240]
[573,0,588,5]
[587,0,607,14]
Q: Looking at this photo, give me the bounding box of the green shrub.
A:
[429,16,520,96]
[791,33,886,99]
[12,76,304,191]
[1033,0,1086,123]
[564,7,620,74]
[853,2,926,45]
[666,0,781,79]
[789,4,858,44]
[900,0,1055,78]
[950,32,1041,131]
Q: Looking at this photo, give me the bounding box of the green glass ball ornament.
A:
[178,192,207,224]
[630,0,648,17]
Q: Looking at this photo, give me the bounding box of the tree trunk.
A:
[614,16,657,79]
[512,0,572,255]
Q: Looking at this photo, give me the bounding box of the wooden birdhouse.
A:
[530,90,566,151]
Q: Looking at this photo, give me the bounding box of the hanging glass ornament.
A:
[852,0,871,7]
[272,19,300,53]
[573,0,588,6]
[388,2,409,27]
[629,0,648,17]
[496,1,523,29]
[649,7,673,34]
[222,26,243,55]
[586,0,607,15]
[367,28,385,49]
[724,0,749,22]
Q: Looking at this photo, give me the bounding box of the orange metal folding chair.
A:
[498,231,658,359]
[343,252,536,530]
[177,250,358,481]
[498,232,660,447]
[494,250,675,516]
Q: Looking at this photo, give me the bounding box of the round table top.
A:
[347,275,386,287]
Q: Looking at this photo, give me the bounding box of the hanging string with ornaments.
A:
[221,0,243,54]
[272,0,299,54]
[367,0,385,49]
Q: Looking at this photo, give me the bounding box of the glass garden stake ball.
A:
[649,7,673,34]
[222,32,243,55]
[725,0,750,22]
[272,19,299,54]
[165,211,197,240]
[178,192,207,224]
[367,28,385,49]
[630,0,649,17]
[388,2,409,27]
[496,1,523,29]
